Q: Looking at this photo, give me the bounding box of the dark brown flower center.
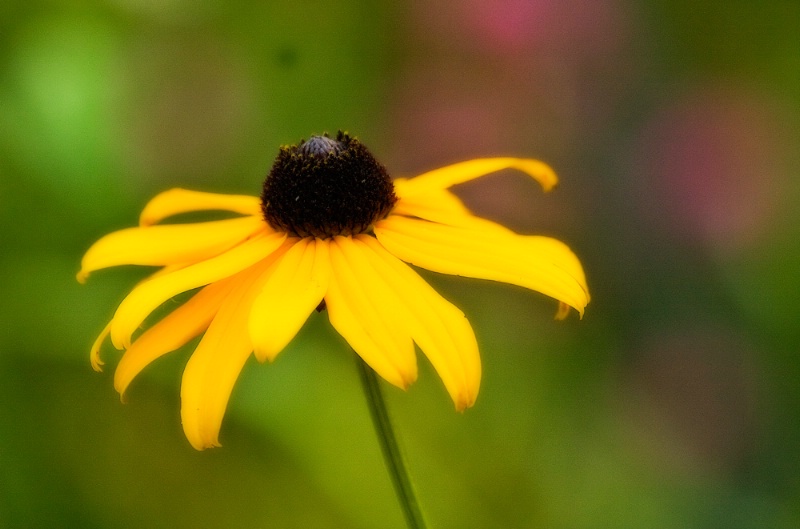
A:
[261,131,397,238]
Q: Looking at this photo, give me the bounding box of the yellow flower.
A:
[79,132,589,450]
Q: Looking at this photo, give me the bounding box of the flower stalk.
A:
[356,356,427,529]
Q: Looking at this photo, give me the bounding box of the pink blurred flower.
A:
[411,0,626,57]
[634,86,790,252]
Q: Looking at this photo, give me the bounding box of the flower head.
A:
[79,132,589,450]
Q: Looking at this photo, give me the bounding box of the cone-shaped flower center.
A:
[261,132,397,238]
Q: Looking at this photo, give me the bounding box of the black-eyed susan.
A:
[79,132,589,450]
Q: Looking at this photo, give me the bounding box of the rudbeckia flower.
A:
[79,132,589,450]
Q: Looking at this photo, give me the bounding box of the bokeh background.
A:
[2,1,799,527]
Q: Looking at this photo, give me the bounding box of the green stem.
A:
[356,357,427,529]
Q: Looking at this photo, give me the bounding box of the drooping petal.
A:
[109,230,287,349]
[248,238,330,363]
[77,216,265,283]
[523,235,590,301]
[139,188,262,226]
[397,158,558,197]
[325,237,417,389]
[180,261,270,450]
[113,277,234,399]
[357,235,480,411]
[332,237,418,385]
[90,321,112,372]
[375,216,589,316]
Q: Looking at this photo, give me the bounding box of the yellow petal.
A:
[393,180,470,213]
[524,235,590,301]
[398,158,558,197]
[113,277,234,399]
[139,188,262,226]
[331,237,418,386]
[249,238,330,362]
[375,216,589,316]
[393,188,468,216]
[391,191,515,233]
[180,262,268,450]
[357,235,480,410]
[77,216,264,283]
[110,230,286,349]
[90,321,112,372]
[325,237,417,389]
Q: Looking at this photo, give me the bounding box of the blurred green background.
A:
[2,1,799,527]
